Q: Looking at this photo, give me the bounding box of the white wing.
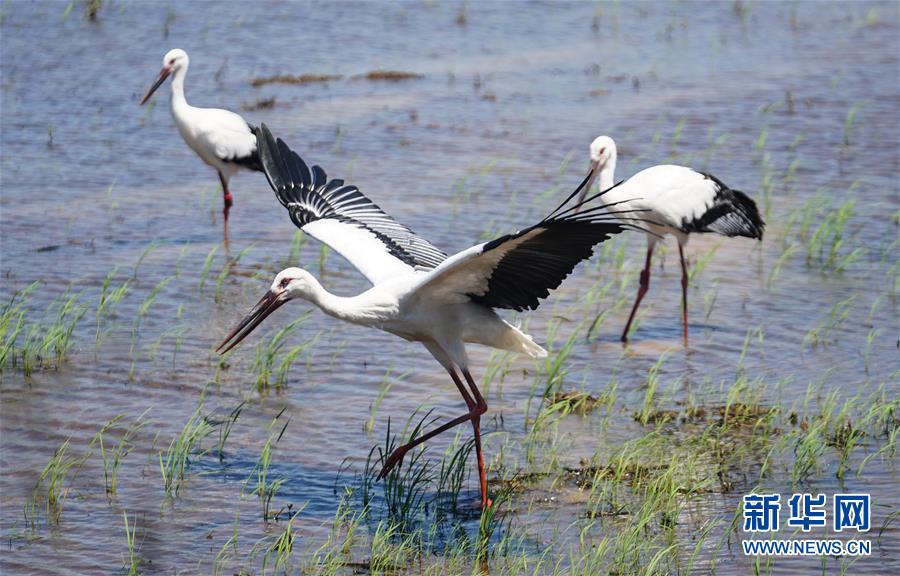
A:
[256,125,447,285]
[194,107,260,167]
[613,165,764,238]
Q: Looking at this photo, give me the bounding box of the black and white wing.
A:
[619,165,764,239]
[256,124,447,285]
[407,172,641,311]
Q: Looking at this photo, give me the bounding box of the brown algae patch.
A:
[490,470,549,495]
[683,403,779,428]
[352,70,424,82]
[241,96,277,112]
[250,73,343,87]
[551,391,601,414]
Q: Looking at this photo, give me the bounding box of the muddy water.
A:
[1,1,898,574]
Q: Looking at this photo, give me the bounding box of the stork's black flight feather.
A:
[255,124,447,271]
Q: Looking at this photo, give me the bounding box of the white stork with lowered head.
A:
[217,125,646,509]
[577,135,765,345]
[139,48,262,241]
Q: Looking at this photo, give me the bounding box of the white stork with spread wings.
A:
[217,125,644,508]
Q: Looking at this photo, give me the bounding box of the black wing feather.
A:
[469,219,624,311]
[255,124,447,270]
[459,169,635,312]
[410,165,647,311]
[682,173,765,239]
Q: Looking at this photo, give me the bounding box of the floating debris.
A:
[352,70,424,82]
[552,391,600,414]
[250,73,343,87]
[242,96,277,112]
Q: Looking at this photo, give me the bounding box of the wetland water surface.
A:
[1,1,898,574]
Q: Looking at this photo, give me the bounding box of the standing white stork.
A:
[139,49,262,241]
[217,125,644,509]
[577,135,765,345]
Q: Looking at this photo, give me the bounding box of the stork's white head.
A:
[589,135,617,170]
[139,48,190,106]
[575,135,619,210]
[162,48,189,72]
[216,267,318,354]
[270,267,318,301]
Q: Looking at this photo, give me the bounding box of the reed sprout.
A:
[27,438,90,529]
[2,285,86,376]
[122,511,140,576]
[215,245,252,302]
[159,404,215,496]
[95,268,130,345]
[262,508,301,575]
[250,311,313,391]
[91,410,149,497]
[247,411,290,521]
[212,401,245,460]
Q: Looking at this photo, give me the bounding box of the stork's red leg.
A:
[621,245,654,342]
[462,369,491,508]
[378,368,485,484]
[218,172,233,242]
[679,244,689,346]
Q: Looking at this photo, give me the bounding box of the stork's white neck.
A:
[598,154,617,194]
[300,275,381,326]
[169,66,189,112]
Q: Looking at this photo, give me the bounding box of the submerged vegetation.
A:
[3,115,897,571]
[2,2,899,573]
[0,283,86,377]
[3,113,896,571]
[26,439,90,529]
[159,404,215,496]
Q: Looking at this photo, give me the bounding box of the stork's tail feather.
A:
[698,188,765,240]
[233,122,264,173]
[231,149,264,173]
[499,324,548,358]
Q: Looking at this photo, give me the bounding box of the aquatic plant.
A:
[246,411,290,521]
[198,245,219,290]
[318,244,331,276]
[27,438,90,529]
[92,410,149,496]
[284,231,306,266]
[250,311,313,392]
[0,281,39,373]
[159,404,214,496]
[1,284,86,377]
[213,401,245,460]
[434,432,474,515]
[364,367,400,434]
[95,268,130,345]
[843,103,861,145]
[375,416,434,530]
[122,511,140,576]
[214,245,252,302]
[262,509,299,574]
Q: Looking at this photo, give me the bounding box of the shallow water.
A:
[1,1,898,574]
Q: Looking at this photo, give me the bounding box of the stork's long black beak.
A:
[574,160,601,213]
[139,66,171,106]
[216,289,288,354]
